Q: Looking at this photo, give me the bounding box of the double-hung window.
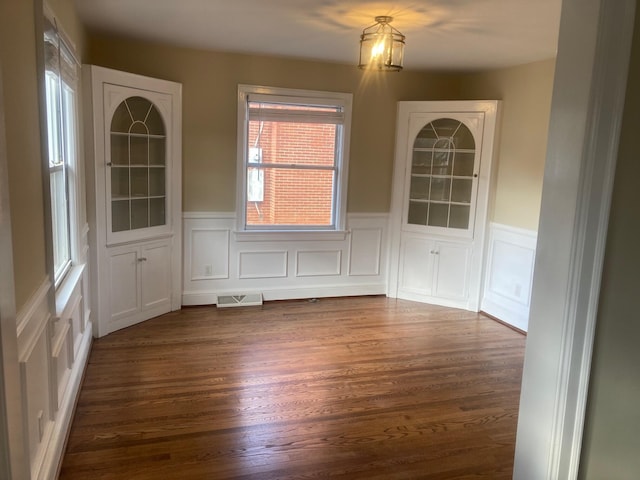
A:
[237,85,352,233]
[43,16,79,284]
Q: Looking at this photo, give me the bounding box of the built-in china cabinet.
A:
[83,66,182,337]
[388,101,500,311]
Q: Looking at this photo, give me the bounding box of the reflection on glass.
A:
[411,150,431,174]
[408,118,476,230]
[112,201,130,232]
[451,179,472,203]
[449,205,470,229]
[408,201,428,226]
[430,178,451,202]
[109,96,166,233]
[453,152,475,176]
[428,203,449,227]
[131,199,148,230]
[149,198,165,227]
[410,176,430,200]
[111,168,129,199]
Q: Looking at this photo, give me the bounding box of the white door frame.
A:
[514,0,636,478]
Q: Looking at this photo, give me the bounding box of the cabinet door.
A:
[108,246,140,322]
[432,242,471,300]
[140,241,172,310]
[399,236,435,296]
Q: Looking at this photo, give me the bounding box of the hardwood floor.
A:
[59,296,526,479]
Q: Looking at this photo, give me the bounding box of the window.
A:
[43,16,79,284]
[237,85,352,233]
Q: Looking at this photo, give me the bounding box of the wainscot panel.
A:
[182,213,388,305]
[481,223,537,331]
[16,265,93,480]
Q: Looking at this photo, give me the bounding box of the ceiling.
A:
[76,0,562,71]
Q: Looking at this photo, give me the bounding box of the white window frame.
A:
[42,12,81,288]
[236,85,352,239]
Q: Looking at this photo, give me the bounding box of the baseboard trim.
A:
[182,284,388,306]
[481,311,527,335]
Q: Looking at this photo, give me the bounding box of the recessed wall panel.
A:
[238,251,288,279]
[296,250,341,277]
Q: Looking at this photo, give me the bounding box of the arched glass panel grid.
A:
[110,97,166,233]
[408,118,476,230]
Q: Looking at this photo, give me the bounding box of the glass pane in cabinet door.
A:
[428,203,449,227]
[131,199,149,230]
[112,200,130,232]
[430,177,451,202]
[110,135,129,165]
[149,168,165,197]
[410,176,430,200]
[413,123,438,149]
[149,137,165,166]
[146,107,165,136]
[432,150,452,175]
[129,136,149,166]
[407,201,428,226]
[130,167,148,197]
[449,205,470,229]
[149,197,166,227]
[111,103,131,134]
[411,150,431,174]
[451,178,472,203]
[453,152,475,177]
[111,168,129,199]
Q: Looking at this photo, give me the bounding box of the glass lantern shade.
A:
[358,16,405,72]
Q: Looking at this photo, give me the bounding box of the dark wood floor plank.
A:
[59,296,525,479]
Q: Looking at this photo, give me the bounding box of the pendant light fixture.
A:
[358,16,405,71]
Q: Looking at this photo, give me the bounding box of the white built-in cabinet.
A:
[84,66,182,336]
[388,101,500,311]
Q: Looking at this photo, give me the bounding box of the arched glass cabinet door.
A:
[109,96,167,235]
[406,118,478,234]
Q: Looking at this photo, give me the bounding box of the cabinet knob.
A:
[138,257,147,262]
[106,162,112,167]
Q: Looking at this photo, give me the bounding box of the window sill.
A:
[55,263,85,317]
[234,230,349,242]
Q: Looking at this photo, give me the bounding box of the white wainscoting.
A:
[182,213,388,305]
[481,222,538,331]
[16,259,92,479]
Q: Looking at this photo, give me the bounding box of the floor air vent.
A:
[217,293,263,308]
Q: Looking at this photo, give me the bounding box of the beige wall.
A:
[87,35,460,213]
[457,59,556,231]
[0,0,47,310]
[579,3,640,477]
[0,0,85,311]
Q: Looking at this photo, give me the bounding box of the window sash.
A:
[43,15,78,285]
[238,85,352,233]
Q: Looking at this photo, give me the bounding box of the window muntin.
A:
[238,86,351,232]
[43,17,78,284]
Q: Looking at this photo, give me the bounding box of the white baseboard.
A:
[182,283,387,306]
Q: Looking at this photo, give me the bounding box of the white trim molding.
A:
[182,212,388,305]
[15,269,92,480]
[481,223,537,332]
[514,0,636,478]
